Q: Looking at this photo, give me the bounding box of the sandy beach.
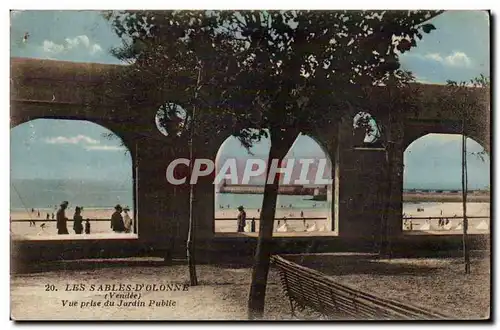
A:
[402,202,490,233]
[10,208,136,238]
[10,206,327,221]
[402,201,490,217]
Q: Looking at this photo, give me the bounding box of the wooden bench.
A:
[271,255,450,320]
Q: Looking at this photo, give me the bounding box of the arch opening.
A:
[10,118,137,240]
[402,133,490,234]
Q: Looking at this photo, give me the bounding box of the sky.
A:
[10,10,490,189]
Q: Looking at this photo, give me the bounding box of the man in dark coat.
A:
[56,201,69,234]
[237,206,246,232]
[111,204,125,233]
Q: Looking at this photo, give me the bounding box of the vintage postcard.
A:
[10,9,490,321]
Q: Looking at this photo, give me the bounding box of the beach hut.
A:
[419,223,431,231]
[443,221,453,230]
[277,223,290,232]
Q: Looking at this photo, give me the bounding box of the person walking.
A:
[111,204,125,233]
[123,206,133,233]
[56,201,69,235]
[73,206,84,234]
[237,206,246,233]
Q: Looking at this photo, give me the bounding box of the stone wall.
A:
[10,58,490,260]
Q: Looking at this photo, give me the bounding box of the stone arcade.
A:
[10,58,490,262]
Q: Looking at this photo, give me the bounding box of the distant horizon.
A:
[10,177,489,191]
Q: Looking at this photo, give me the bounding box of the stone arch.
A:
[10,114,136,156]
[213,132,335,234]
[403,121,489,154]
[213,132,265,233]
[402,133,490,232]
[404,130,489,155]
[300,134,335,232]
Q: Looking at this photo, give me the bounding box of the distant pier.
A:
[218,184,327,196]
[403,190,490,203]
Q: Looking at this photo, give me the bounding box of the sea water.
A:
[10,178,486,215]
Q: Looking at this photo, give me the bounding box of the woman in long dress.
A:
[123,207,133,233]
[56,201,69,235]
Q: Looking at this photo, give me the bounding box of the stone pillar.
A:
[308,133,337,232]
[135,138,190,256]
[191,143,217,261]
[189,129,229,261]
[385,120,405,246]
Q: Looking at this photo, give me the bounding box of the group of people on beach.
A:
[28,208,54,226]
[110,204,133,233]
[55,201,90,235]
[437,218,451,228]
[54,201,133,235]
[235,205,310,233]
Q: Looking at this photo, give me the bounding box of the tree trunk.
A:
[186,109,198,286]
[380,111,396,257]
[187,133,198,285]
[462,127,470,274]
[247,130,295,319]
[187,182,198,285]
[186,61,203,286]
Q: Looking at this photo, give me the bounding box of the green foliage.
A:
[105,10,442,149]
[443,74,490,120]
[104,11,446,317]
[421,23,436,34]
[442,74,491,157]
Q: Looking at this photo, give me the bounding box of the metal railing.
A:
[12,217,329,223]
[11,218,111,223]
[214,217,328,221]
[403,215,489,220]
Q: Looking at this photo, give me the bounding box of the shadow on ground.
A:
[286,254,442,276]
[11,257,184,274]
